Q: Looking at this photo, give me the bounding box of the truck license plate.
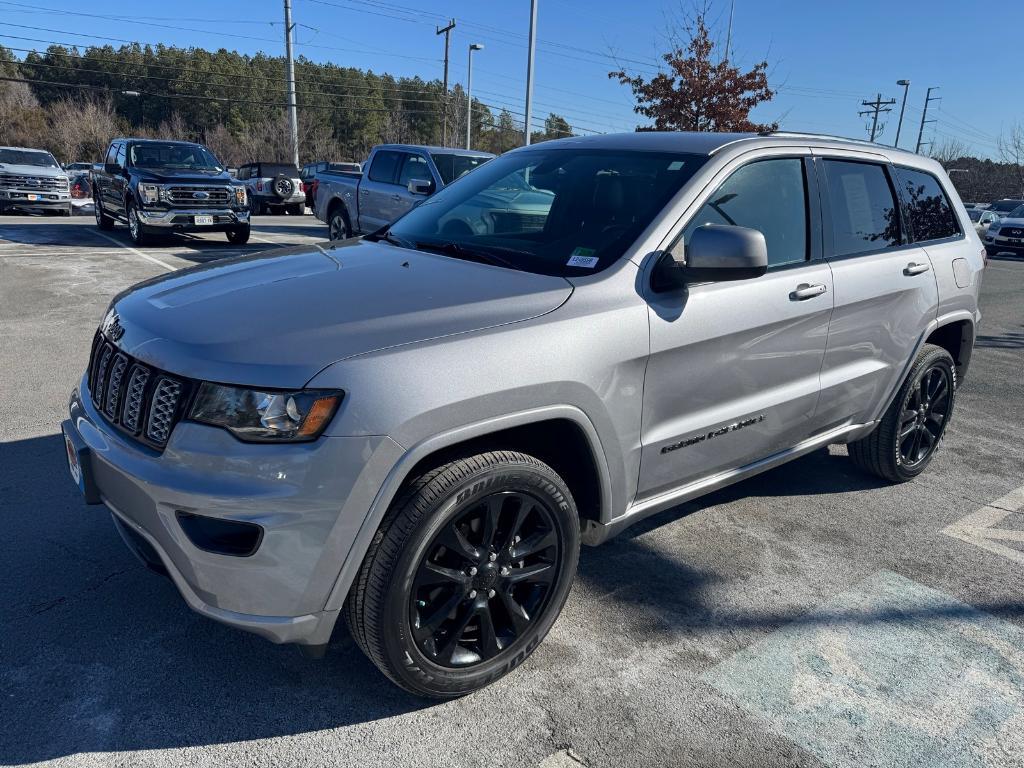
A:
[194,215,214,225]
[26,194,38,201]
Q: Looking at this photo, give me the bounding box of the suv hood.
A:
[109,239,573,388]
[131,168,234,184]
[0,162,65,178]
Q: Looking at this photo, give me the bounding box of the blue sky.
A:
[2,0,1018,158]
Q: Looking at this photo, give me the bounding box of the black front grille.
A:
[165,186,231,207]
[1002,227,1024,238]
[86,331,192,450]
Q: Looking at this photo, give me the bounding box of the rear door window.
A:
[681,158,809,268]
[894,167,960,242]
[367,151,402,184]
[822,160,902,256]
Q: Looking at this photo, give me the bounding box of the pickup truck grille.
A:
[490,210,547,234]
[164,185,232,207]
[0,174,68,191]
[87,331,193,451]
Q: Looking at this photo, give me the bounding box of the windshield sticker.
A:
[567,248,598,268]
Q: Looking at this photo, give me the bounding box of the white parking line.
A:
[88,230,176,272]
[942,485,1024,565]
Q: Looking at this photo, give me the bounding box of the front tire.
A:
[848,343,956,482]
[345,451,580,699]
[126,202,152,246]
[226,225,250,244]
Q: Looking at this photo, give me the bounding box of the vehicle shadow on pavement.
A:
[975,329,1024,349]
[0,434,429,764]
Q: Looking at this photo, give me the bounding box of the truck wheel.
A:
[345,451,580,698]
[226,226,250,244]
[94,198,115,230]
[328,209,349,240]
[848,343,956,483]
[126,202,152,246]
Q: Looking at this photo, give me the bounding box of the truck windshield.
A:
[0,148,60,168]
[430,153,491,185]
[129,143,223,171]
[388,149,707,276]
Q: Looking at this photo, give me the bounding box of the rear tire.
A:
[94,197,115,230]
[848,343,956,482]
[289,203,305,216]
[328,207,349,240]
[345,451,580,699]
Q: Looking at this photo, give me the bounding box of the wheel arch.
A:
[925,316,975,384]
[321,405,614,614]
[326,196,351,228]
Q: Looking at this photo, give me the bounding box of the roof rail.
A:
[755,130,901,150]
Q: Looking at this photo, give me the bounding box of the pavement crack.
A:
[13,568,131,623]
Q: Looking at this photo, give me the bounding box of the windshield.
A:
[1009,205,1024,219]
[431,153,491,185]
[967,209,982,221]
[388,148,707,277]
[129,143,222,171]
[992,200,1023,212]
[0,148,60,167]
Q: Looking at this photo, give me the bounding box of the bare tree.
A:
[929,137,969,168]
[998,122,1024,198]
[43,95,119,163]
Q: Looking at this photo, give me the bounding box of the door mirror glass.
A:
[653,224,768,291]
[407,179,434,195]
[104,162,122,174]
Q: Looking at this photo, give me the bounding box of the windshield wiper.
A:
[365,226,413,249]
[413,241,519,270]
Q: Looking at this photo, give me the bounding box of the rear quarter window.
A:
[822,160,902,256]
[895,167,960,242]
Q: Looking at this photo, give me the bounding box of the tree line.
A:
[0,43,572,165]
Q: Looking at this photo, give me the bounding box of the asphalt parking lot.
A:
[2,216,1023,768]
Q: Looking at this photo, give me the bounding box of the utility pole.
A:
[524,0,538,145]
[893,79,910,148]
[915,86,941,155]
[859,93,896,143]
[466,43,483,150]
[436,19,455,147]
[283,0,299,168]
[724,0,735,62]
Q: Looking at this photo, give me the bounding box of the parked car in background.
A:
[968,207,1000,234]
[0,146,72,216]
[986,199,1024,219]
[315,144,493,239]
[65,131,982,698]
[92,138,249,245]
[237,162,305,215]
[983,204,1024,256]
[69,172,94,215]
[64,162,95,176]
[301,161,362,212]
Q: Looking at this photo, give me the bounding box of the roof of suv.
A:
[512,130,929,163]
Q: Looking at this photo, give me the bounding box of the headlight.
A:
[233,186,247,206]
[988,225,1000,236]
[189,383,343,442]
[139,183,160,205]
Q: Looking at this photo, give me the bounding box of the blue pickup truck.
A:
[314,144,494,240]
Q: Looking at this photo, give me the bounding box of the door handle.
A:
[392,194,402,201]
[359,189,369,195]
[904,262,931,276]
[790,283,828,301]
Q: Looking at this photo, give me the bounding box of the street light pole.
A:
[466,43,483,150]
[524,0,538,145]
[894,79,910,148]
[283,0,300,168]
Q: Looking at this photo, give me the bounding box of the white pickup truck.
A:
[314,144,493,239]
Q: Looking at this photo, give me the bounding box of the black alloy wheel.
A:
[345,451,580,698]
[897,363,951,469]
[849,343,957,482]
[410,490,560,667]
[328,210,349,240]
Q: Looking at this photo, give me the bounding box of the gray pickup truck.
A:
[314,144,493,239]
[64,131,982,699]
[0,146,71,216]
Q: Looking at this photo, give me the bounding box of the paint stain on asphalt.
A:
[705,570,1024,768]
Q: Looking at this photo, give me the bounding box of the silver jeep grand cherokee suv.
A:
[63,132,983,698]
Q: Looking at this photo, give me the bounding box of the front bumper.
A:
[66,377,403,645]
[0,189,71,210]
[986,237,1024,255]
[137,207,250,230]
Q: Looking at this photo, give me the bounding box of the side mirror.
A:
[407,179,434,195]
[104,162,123,175]
[651,224,768,292]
